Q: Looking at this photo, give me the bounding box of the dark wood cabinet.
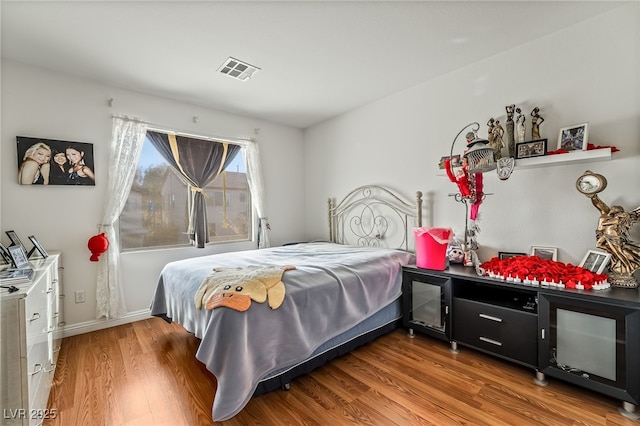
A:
[401,264,640,419]
[453,298,538,367]
[402,267,451,342]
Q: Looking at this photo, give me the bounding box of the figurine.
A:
[505,104,516,157]
[588,194,640,286]
[516,107,526,143]
[531,107,544,141]
[486,118,495,148]
[492,120,505,159]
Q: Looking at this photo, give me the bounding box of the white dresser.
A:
[1,253,63,426]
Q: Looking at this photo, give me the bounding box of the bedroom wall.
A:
[0,61,305,331]
[304,4,640,266]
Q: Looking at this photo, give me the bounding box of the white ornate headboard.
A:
[328,185,423,251]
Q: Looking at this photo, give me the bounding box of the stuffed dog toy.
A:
[195,265,295,312]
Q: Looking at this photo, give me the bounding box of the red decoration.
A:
[88,233,109,262]
[480,255,609,290]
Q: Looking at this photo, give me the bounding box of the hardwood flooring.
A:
[45,317,637,425]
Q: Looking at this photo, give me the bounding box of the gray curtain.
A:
[147,130,242,248]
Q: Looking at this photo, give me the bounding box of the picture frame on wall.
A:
[16,136,96,186]
[579,250,611,274]
[515,139,547,159]
[531,246,558,261]
[8,245,30,269]
[27,235,49,259]
[558,123,589,152]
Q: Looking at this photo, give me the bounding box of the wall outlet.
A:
[74,290,85,304]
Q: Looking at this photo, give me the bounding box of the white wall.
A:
[1,62,305,330]
[304,4,640,265]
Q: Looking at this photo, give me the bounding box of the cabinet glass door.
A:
[402,271,451,341]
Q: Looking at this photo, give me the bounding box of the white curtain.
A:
[96,116,147,319]
[239,140,270,248]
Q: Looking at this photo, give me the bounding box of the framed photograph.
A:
[579,250,611,274]
[0,243,12,264]
[531,246,558,261]
[558,123,589,152]
[17,136,95,186]
[27,235,49,259]
[498,251,527,260]
[438,154,461,169]
[5,230,27,253]
[8,245,30,269]
[515,139,547,159]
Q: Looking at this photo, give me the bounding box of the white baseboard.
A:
[60,309,153,337]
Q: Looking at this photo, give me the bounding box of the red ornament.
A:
[88,233,109,261]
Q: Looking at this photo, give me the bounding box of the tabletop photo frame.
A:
[27,235,49,259]
[531,246,558,261]
[0,243,12,265]
[8,245,30,269]
[579,249,611,274]
[558,123,589,152]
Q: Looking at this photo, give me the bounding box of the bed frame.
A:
[328,185,423,251]
[254,185,423,396]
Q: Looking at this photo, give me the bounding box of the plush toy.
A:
[447,238,465,264]
[195,265,295,311]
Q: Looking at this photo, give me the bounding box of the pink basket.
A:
[414,227,453,270]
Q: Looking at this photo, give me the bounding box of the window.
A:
[119,133,252,250]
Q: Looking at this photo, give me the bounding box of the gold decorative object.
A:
[577,170,640,287]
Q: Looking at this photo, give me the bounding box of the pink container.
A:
[414,227,453,270]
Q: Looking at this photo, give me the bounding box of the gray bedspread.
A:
[150,242,414,421]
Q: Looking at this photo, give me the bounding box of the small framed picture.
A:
[579,250,611,274]
[498,251,527,260]
[27,236,49,259]
[515,139,547,159]
[6,230,24,247]
[558,123,589,152]
[8,245,30,269]
[531,246,558,261]
[0,243,12,264]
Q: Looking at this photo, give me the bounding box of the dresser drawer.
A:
[453,298,537,366]
[24,281,48,349]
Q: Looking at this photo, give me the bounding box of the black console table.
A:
[402,264,640,419]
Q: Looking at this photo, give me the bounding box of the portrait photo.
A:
[17,136,95,186]
[557,123,589,152]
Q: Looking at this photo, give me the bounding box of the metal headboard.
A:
[328,185,423,251]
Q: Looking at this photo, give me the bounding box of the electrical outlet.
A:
[74,290,85,304]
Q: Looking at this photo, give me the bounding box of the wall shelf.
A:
[436,148,612,176]
[514,147,612,170]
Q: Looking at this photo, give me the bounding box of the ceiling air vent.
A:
[218,57,260,81]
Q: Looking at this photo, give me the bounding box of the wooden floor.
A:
[45,317,637,426]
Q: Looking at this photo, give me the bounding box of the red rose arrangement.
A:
[480,255,610,290]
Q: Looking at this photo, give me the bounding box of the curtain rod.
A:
[111,113,255,144]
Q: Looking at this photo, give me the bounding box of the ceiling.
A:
[1,1,627,129]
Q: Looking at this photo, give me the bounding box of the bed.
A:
[150,185,423,421]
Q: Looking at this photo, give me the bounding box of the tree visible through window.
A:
[119,133,251,250]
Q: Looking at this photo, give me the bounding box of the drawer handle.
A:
[479,336,503,347]
[58,321,67,327]
[44,363,56,373]
[29,363,43,376]
[30,312,41,322]
[478,313,503,323]
[45,325,55,333]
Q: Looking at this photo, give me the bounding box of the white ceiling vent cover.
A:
[218,57,260,81]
